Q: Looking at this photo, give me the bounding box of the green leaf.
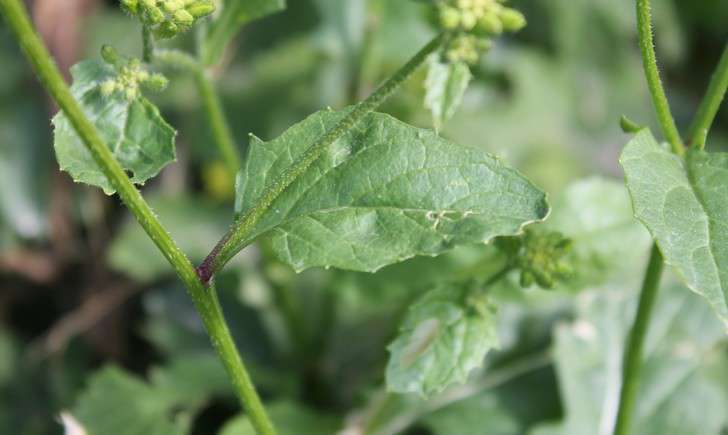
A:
[52,60,176,195]
[219,401,339,435]
[421,392,519,435]
[424,56,472,130]
[202,0,287,65]
[385,284,499,397]
[530,282,728,435]
[235,109,549,273]
[620,129,728,325]
[72,366,190,435]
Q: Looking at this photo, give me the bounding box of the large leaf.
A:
[620,129,728,325]
[530,282,728,435]
[235,109,549,273]
[202,0,287,65]
[385,284,499,397]
[52,60,176,195]
[424,56,472,130]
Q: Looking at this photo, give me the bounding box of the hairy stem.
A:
[194,69,242,175]
[198,33,448,282]
[636,0,683,156]
[142,25,153,62]
[0,1,276,433]
[687,45,728,149]
[613,245,663,435]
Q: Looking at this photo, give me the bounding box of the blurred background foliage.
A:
[0,0,726,434]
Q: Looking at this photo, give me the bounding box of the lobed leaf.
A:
[52,60,176,195]
[235,109,549,273]
[202,0,286,65]
[385,284,498,397]
[620,129,728,325]
[424,56,472,130]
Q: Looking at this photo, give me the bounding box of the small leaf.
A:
[385,284,498,397]
[202,0,286,65]
[52,60,176,195]
[235,109,549,273]
[73,366,190,435]
[424,56,472,130]
[620,129,728,325]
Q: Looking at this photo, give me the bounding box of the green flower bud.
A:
[144,73,169,92]
[460,10,477,30]
[145,6,165,24]
[439,6,460,29]
[173,9,194,27]
[476,11,502,35]
[120,0,138,14]
[124,87,139,101]
[161,0,184,13]
[500,8,526,32]
[99,80,117,97]
[100,45,121,66]
[186,1,215,18]
[154,21,179,38]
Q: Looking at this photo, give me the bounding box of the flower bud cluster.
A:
[99,46,168,101]
[496,229,573,290]
[435,0,526,64]
[121,0,215,39]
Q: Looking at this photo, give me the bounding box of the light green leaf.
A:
[52,60,176,195]
[219,401,339,435]
[235,109,549,273]
[385,284,499,397]
[424,56,472,130]
[530,282,728,435]
[202,0,286,65]
[72,366,190,435]
[620,129,728,325]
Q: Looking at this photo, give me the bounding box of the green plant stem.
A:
[142,25,153,62]
[194,69,242,176]
[636,0,683,156]
[154,49,241,176]
[0,1,276,433]
[613,244,663,435]
[198,33,448,282]
[687,45,728,149]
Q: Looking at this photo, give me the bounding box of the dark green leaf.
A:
[386,284,498,397]
[620,129,728,325]
[52,60,176,195]
[235,109,549,273]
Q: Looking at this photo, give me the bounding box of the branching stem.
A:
[0,1,275,433]
[687,45,728,149]
[635,0,683,156]
[198,33,448,282]
[142,25,154,62]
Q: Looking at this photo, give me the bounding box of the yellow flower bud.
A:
[476,11,502,35]
[500,8,526,32]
